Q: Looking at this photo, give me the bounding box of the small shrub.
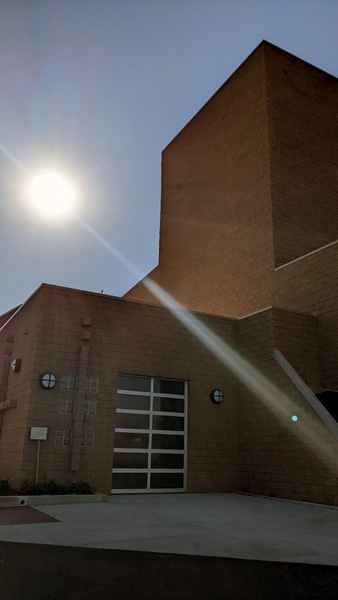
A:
[18,478,95,495]
[19,478,67,495]
[39,479,68,495]
[67,480,95,494]
[18,479,41,495]
[0,478,10,493]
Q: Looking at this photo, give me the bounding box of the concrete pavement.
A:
[0,493,337,565]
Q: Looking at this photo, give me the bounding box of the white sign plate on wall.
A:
[30,427,48,440]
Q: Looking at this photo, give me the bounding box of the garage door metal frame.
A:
[112,377,187,493]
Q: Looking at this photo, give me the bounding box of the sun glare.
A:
[27,173,77,218]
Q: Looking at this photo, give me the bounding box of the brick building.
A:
[1,41,338,503]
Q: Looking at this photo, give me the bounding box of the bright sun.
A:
[27,173,77,218]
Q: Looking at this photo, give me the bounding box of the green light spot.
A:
[291,415,298,422]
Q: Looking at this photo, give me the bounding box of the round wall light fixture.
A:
[40,373,57,389]
[210,389,224,404]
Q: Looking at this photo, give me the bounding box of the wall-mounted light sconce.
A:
[40,373,57,389]
[11,358,21,373]
[210,389,224,404]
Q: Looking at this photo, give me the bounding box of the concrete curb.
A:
[0,492,108,508]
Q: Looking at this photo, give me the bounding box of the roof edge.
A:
[162,39,338,154]
[0,285,43,333]
[0,304,22,320]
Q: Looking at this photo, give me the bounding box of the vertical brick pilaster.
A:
[0,357,11,405]
[0,335,14,408]
[70,344,89,472]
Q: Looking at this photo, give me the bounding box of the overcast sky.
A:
[1,0,338,314]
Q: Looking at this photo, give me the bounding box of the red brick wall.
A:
[265,44,338,267]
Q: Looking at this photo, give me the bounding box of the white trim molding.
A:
[275,239,338,271]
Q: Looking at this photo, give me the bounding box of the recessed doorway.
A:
[316,391,338,422]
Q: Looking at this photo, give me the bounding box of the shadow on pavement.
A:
[0,541,337,599]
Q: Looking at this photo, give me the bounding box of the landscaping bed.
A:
[0,478,108,506]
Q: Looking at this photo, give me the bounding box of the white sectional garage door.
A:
[112,375,187,493]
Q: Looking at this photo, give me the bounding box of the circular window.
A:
[40,373,57,389]
[210,389,223,404]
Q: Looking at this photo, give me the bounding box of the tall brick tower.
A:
[125,41,338,319]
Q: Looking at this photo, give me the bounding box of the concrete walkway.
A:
[0,493,337,565]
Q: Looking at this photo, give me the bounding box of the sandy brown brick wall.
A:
[123,266,161,304]
[0,306,21,329]
[126,43,338,322]
[238,308,338,505]
[265,44,338,267]
[2,283,337,503]
[271,308,321,392]
[18,285,240,494]
[126,43,275,318]
[0,294,40,485]
[157,43,274,319]
[273,242,338,390]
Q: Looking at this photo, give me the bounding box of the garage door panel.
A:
[112,376,187,493]
[151,453,184,469]
[114,452,148,469]
[152,434,184,450]
[153,397,185,412]
[152,415,184,431]
[150,473,184,489]
[114,432,149,449]
[117,394,150,410]
[112,473,147,490]
[118,375,151,392]
[115,413,150,429]
[153,379,185,395]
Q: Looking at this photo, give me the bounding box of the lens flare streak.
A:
[75,216,335,471]
[0,141,31,176]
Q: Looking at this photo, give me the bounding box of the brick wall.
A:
[125,42,275,318]
[126,42,338,321]
[271,307,321,392]
[5,285,240,494]
[265,44,338,267]
[238,308,338,505]
[274,242,338,390]
[124,266,161,305]
[0,294,40,483]
[2,283,337,504]
[0,306,21,328]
